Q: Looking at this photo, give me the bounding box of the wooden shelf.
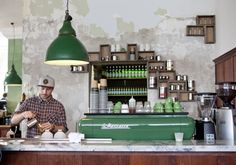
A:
[186,25,204,36]
[70,65,89,73]
[204,25,215,44]
[196,15,215,25]
[186,15,215,44]
[88,52,100,61]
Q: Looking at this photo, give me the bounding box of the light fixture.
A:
[4,22,22,86]
[45,0,89,65]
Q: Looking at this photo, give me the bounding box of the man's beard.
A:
[40,94,51,100]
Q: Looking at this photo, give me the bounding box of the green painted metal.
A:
[4,64,22,86]
[78,114,195,140]
[45,17,89,65]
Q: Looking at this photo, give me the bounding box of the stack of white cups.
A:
[90,80,99,113]
[99,79,108,113]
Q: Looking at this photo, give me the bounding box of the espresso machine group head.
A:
[215,82,236,141]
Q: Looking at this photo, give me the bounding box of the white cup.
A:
[174,132,184,142]
[68,132,84,143]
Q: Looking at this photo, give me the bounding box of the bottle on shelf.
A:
[129,47,136,61]
[128,96,136,113]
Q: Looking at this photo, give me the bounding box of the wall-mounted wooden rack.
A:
[186,15,215,44]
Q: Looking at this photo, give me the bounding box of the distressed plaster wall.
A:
[215,0,236,55]
[22,0,218,131]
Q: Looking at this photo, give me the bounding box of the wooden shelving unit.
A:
[186,15,215,44]
[89,43,197,102]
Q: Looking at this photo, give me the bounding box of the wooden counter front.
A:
[1,151,236,165]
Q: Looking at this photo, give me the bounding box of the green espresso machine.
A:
[77,113,195,140]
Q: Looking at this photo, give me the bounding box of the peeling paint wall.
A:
[22,0,218,131]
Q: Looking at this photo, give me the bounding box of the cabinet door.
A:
[224,57,234,81]
[215,57,234,83]
[215,62,224,83]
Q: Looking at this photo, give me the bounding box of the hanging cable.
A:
[65,0,72,21]
[10,22,15,66]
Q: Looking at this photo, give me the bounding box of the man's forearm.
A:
[11,113,25,125]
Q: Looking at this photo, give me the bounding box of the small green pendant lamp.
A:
[4,64,22,86]
[45,0,89,65]
[4,22,22,86]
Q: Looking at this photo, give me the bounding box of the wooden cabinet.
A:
[214,47,236,82]
[213,47,236,107]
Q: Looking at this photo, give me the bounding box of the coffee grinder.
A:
[194,92,217,140]
[215,82,236,140]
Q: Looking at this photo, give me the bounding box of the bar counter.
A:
[1,139,236,152]
[1,139,236,165]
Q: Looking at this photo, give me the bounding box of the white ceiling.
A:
[0,0,23,38]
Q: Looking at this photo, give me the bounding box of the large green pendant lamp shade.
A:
[45,2,89,65]
[4,22,22,86]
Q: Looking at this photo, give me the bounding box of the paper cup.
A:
[174,132,184,142]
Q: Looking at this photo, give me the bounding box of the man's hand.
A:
[11,111,36,125]
[22,111,36,119]
[39,122,54,131]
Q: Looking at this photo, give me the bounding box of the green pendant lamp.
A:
[4,22,22,86]
[4,64,22,86]
[45,0,89,65]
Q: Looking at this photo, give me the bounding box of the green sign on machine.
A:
[77,113,195,140]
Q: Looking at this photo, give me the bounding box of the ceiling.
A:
[0,0,23,38]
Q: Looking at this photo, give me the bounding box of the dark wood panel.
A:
[81,152,129,165]
[1,151,37,165]
[224,57,234,81]
[215,62,224,83]
[130,153,182,165]
[37,152,78,165]
[189,154,216,165]
[2,151,236,165]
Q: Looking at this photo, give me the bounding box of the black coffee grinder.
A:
[215,82,236,141]
[194,92,217,140]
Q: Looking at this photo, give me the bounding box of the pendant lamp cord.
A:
[65,0,72,21]
[10,22,15,67]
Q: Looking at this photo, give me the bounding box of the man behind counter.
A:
[11,75,68,138]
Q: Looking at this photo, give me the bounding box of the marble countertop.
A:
[1,139,236,152]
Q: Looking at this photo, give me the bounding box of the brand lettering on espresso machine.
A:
[101,123,130,129]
